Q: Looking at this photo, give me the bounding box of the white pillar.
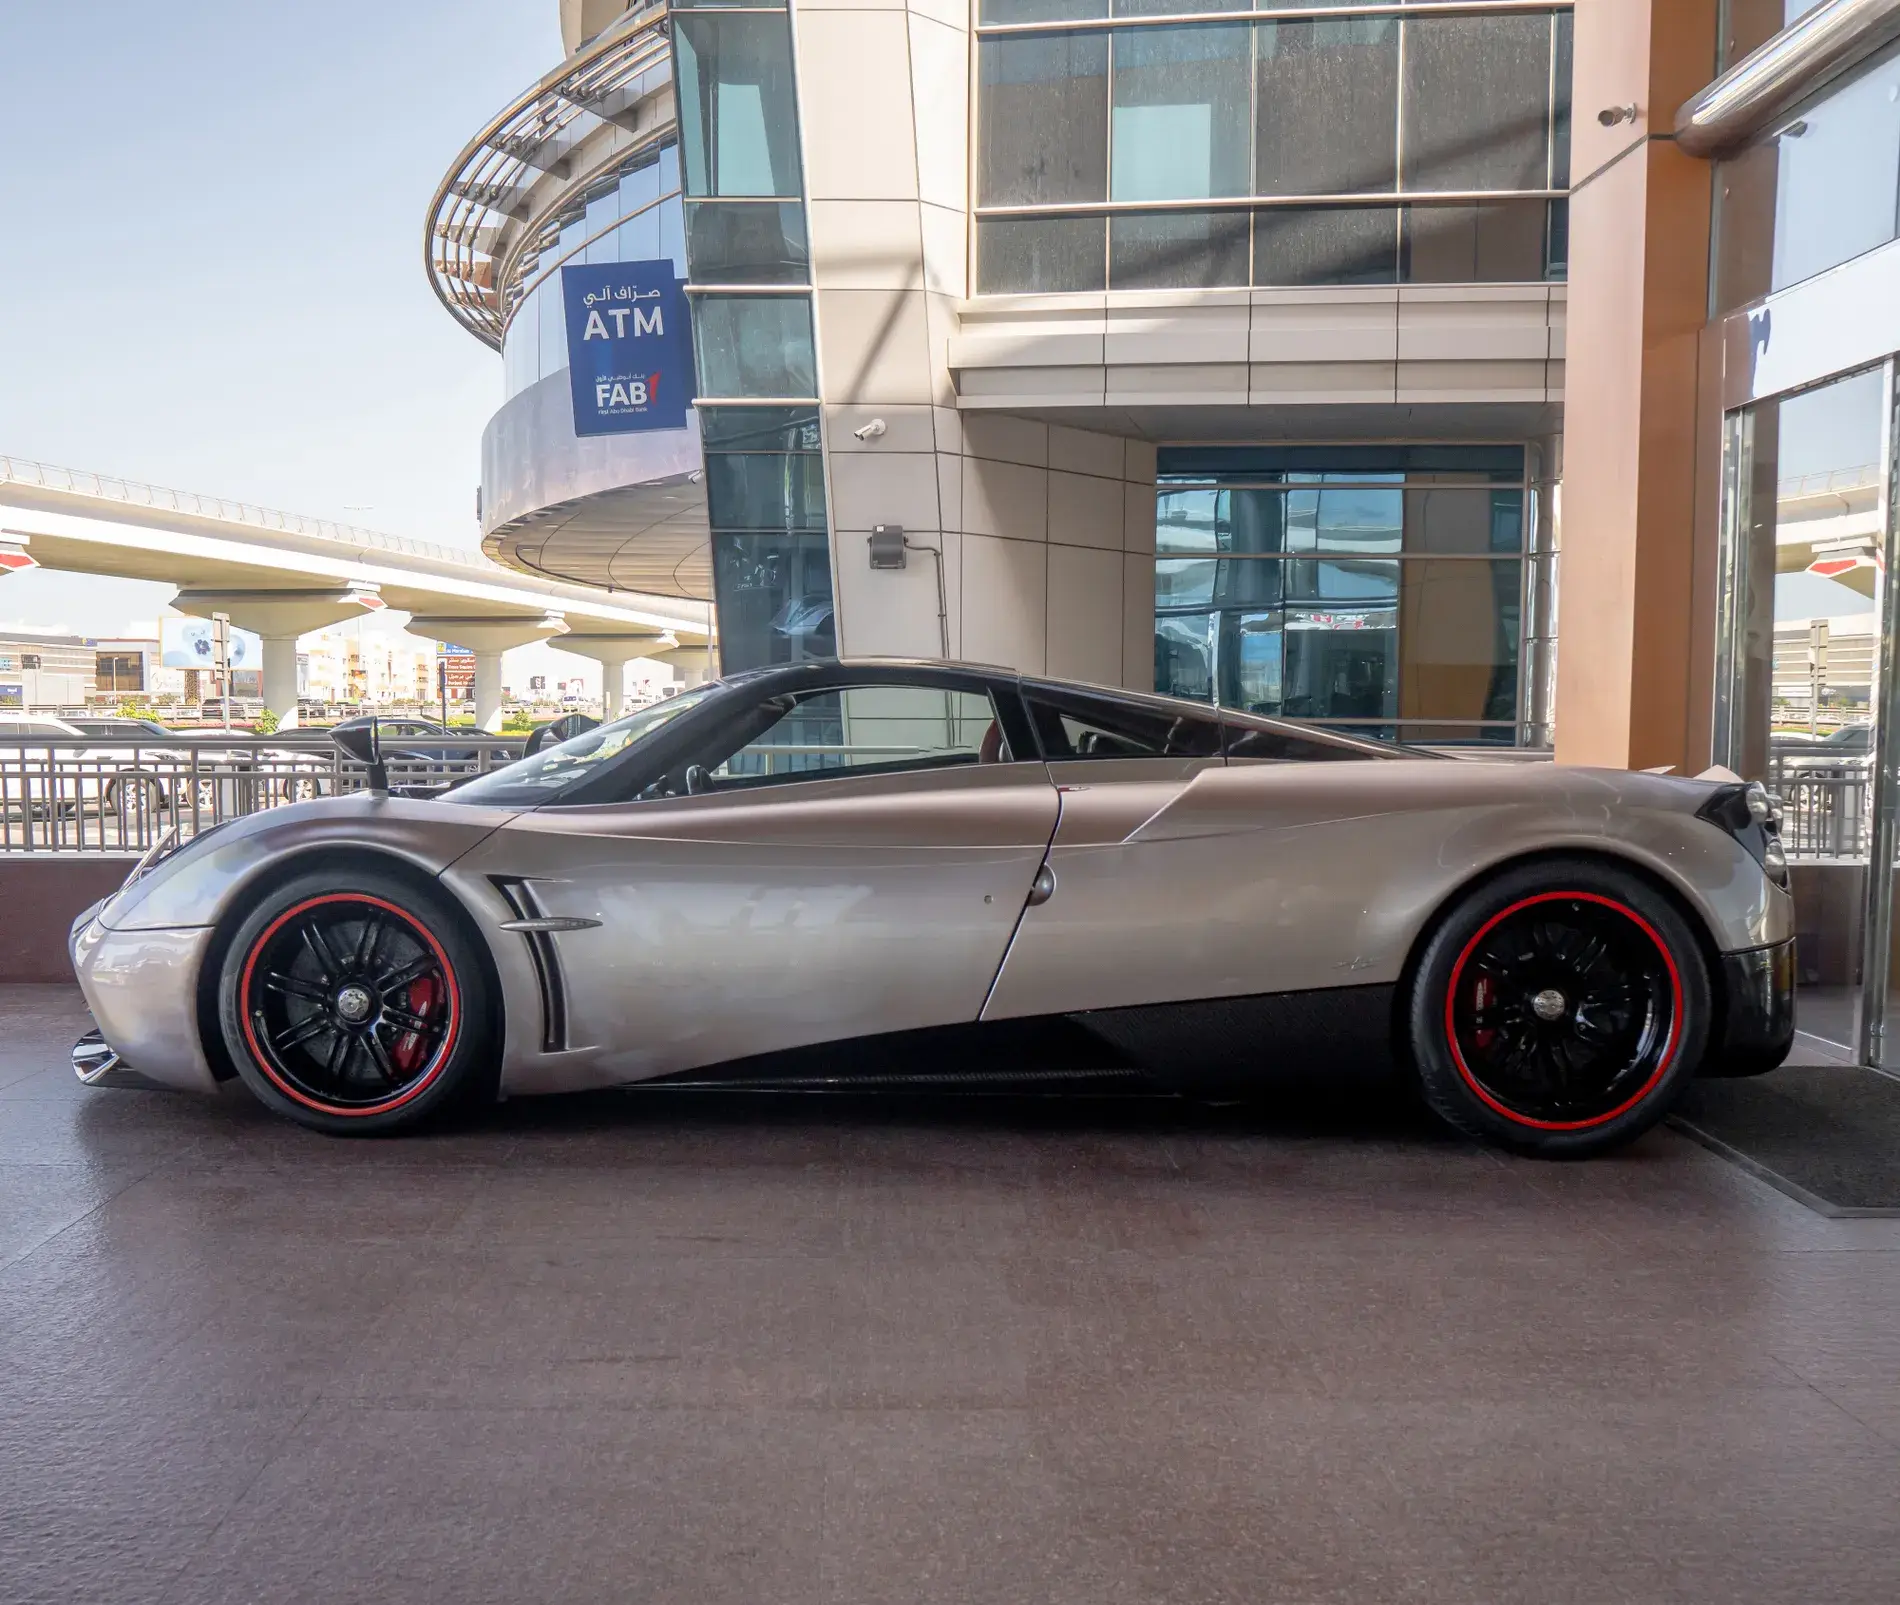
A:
[473,651,506,734]
[550,632,673,719]
[260,636,301,729]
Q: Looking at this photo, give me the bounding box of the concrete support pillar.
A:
[472,652,505,734]
[655,644,714,688]
[551,632,673,719]
[259,636,300,729]
[404,614,569,735]
[1553,2,1721,772]
[171,587,382,733]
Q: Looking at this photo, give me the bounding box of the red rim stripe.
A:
[1442,890,1683,1133]
[238,893,461,1119]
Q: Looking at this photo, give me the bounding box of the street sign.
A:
[437,644,475,700]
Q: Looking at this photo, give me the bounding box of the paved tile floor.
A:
[3,982,1899,1605]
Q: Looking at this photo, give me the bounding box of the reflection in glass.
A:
[674,14,805,198]
[1401,13,1555,192]
[692,294,818,397]
[1255,18,1398,196]
[713,531,836,672]
[1110,24,1251,201]
[1254,206,1399,285]
[976,215,1105,293]
[1110,210,1248,288]
[1403,485,1526,553]
[1399,560,1521,724]
[686,200,809,283]
[705,454,828,532]
[1405,201,1553,282]
[979,32,1110,206]
[1716,363,1890,1058]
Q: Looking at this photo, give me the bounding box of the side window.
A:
[1024,686,1222,762]
[705,685,1010,790]
[1220,717,1370,763]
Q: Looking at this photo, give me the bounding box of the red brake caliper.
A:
[1472,975,1494,1051]
[392,974,441,1074]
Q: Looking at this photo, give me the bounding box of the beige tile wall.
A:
[795,0,1156,689]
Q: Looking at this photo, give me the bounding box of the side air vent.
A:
[490,878,570,1052]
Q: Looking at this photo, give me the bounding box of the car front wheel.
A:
[1406,858,1712,1158]
[216,870,494,1135]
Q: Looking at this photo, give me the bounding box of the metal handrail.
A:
[424,3,675,349]
[1676,0,1900,158]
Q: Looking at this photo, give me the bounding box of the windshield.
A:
[444,687,716,806]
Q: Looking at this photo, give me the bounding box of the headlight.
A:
[1698,782,1790,889]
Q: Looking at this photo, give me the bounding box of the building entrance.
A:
[1719,361,1896,1063]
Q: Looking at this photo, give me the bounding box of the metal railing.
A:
[0,736,526,853]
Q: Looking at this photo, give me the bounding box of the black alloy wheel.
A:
[1408,859,1711,1157]
[1445,893,1679,1129]
[219,872,494,1134]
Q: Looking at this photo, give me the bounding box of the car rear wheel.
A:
[1405,858,1711,1158]
[216,870,494,1135]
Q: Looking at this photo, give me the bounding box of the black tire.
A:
[215,868,496,1135]
[1405,857,1712,1158]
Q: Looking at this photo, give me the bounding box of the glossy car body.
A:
[69,660,1796,1110]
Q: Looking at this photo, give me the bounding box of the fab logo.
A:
[561,261,695,436]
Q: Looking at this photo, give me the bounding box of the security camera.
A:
[852,418,887,440]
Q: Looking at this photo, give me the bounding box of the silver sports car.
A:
[68,659,1795,1156]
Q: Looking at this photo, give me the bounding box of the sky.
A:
[0,0,562,640]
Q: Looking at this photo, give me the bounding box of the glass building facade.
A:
[671,0,834,674]
[975,1,1573,293]
[1153,447,1533,744]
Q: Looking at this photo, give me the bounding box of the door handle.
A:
[1025,864,1056,907]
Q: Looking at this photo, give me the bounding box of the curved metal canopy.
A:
[425,3,675,350]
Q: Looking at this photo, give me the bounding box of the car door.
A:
[984,683,1230,1020]
[457,672,1059,1081]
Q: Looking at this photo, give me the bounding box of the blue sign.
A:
[562,262,694,436]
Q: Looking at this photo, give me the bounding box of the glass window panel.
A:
[1109,209,1248,289]
[979,32,1110,205]
[1284,557,1399,606]
[1770,43,1900,294]
[976,215,1106,292]
[1253,206,1399,285]
[1155,611,1216,701]
[712,531,835,671]
[674,14,805,199]
[1551,12,1573,189]
[1024,683,1223,759]
[1226,488,1293,555]
[504,295,539,398]
[686,200,810,283]
[692,294,817,397]
[1217,612,1285,714]
[711,687,1003,787]
[1403,486,1526,554]
[1401,14,1553,192]
[700,405,822,451]
[1156,488,1220,553]
[1255,18,1398,196]
[617,204,662,265]
[540,279,567,377]
[705,452,828,533]
[1399,559,1522,723]
[1402,201,1550,282]
[1284,484,1403,555]
[1110,24,1251,201]
[982,0,1106,19]
[1156,557,1218,609]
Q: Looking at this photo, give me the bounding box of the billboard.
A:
[562,261,694,436]
[437,645,475,700]
[161,616,261,671]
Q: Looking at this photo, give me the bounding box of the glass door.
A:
[1717,361,1894,1061]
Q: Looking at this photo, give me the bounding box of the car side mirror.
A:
[331,721,389,793]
